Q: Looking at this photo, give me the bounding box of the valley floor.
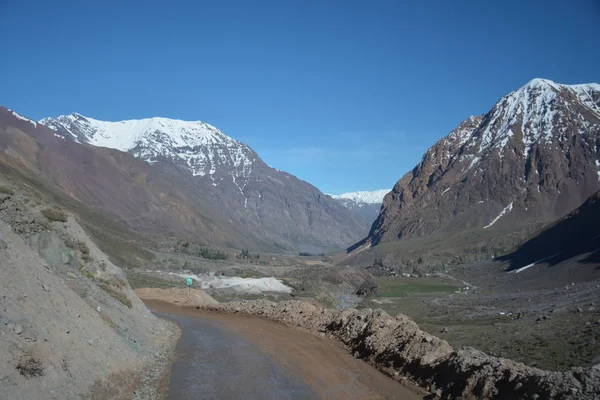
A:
[361,258,600,371]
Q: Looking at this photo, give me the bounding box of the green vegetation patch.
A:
[0,185,14,195]
[375,277,458,298]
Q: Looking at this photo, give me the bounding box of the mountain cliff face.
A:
[1,108,368,252]
[366,79,600,247]
[330,190,390,225]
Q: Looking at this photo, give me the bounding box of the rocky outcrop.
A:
[204,299,600,399]
[365,79,600,248]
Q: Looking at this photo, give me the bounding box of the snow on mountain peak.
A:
[330,189,390,204]
[39,113,256,178]
[524,78,561,90]
[475,78,600,156]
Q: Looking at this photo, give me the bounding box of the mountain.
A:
[1,108,368,252]
[354,78,600,261]
[500,190,600,270]
[39,114,256,180]
[330,190,390,225]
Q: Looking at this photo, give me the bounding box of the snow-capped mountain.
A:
[330,189,390,204]
[39,114,255,179]
[37,112,369,251]
[329,190,390,225]
[363,78,600,247]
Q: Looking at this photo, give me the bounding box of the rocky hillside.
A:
[365,79,600,248]
[501,189,600,269]
[330,189,389,225]
[0,182,177,399]
[1,108,368,252]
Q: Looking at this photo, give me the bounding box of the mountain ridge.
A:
[2,107,369,252]
[356,78,600,260]
[40,113,256,179]
[329,189,390,226]
[329,189,390,204]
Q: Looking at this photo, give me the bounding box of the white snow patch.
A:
[330,189,390,204]
[351,242,372,256]
[483,202,514,229]
[512,254,560,274]
[462,155,480,173]
[171,273,292,294]
[11,111,37,127]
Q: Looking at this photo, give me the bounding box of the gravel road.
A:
[148,301,420,400]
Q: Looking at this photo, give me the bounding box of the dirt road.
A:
[147,301,421,400]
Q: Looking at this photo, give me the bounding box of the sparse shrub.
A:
[65,237,92,262]
[41,207,68,222]
[174,240,228,260]
[0,185,14,195]
[98,278,132,309]
[16,355,44,378]
[299,252,313,257]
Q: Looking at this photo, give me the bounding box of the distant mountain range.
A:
[329,190,390,225]
[347,78,600,266]
[1,108,369,253]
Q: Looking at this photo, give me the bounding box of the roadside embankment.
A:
[136,287,218,307]
[201,299,600,399]
[0,188,179,400]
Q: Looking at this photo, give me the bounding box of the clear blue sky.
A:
[1,0,599,194]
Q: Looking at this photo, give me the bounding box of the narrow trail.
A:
[148,301,421,400]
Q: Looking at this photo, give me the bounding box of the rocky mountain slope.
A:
[501,189,600,269]
[330,189,389,225]
[1,108,368,252]
[364,79,600,249]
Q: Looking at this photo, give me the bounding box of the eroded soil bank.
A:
[200,299,600,400]
[147,300,422,400]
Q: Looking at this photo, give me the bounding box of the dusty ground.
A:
[146,300,423,400]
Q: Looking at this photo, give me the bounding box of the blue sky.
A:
[1,0,599,194]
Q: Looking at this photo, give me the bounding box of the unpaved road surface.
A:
[147,301,421,400]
